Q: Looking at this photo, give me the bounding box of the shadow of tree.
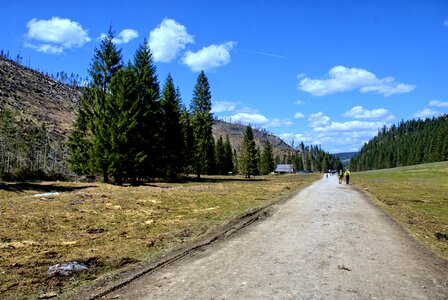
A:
[0,182,96,193]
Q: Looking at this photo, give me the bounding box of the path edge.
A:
[63,178,319,300]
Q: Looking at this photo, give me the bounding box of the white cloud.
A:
[212,101,238,113]
[343,106,394,120]
[294,112,305,119]
[298,66,415,96]
[24,43,64,54]
[227,113,269,125]
[429,100,448,108]
[182,42,236,71]
[278,133,314,144]
[294,100,305,105]
[413,108,443,119]
[267,118,294,128]
[100,29,139,44]
[149,18,194,62]
[224,112,292,128]
[25,17,91,54]
[312,120,387,133]
[308,112,331,128]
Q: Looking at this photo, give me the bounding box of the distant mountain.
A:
[332,152,358,165]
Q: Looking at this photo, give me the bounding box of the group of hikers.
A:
[325,169,351,184]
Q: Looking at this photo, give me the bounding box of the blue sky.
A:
[1,0,447,153]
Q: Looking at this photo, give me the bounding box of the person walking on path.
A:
[344,169,351,184]
[339,170,343,184]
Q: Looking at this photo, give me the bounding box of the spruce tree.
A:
[190,71,215,178]
[259,140,275,175]
[107,66,139,184]
[131,39,161,179]
[215,136,226,175]
[223,135,234,174]
[69,27,123,183]
[180,106,194,174]
[160,74,183,179]
[239,125,257,178]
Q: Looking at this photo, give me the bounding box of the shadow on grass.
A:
[176,176,268,183]
[0,182,96,193]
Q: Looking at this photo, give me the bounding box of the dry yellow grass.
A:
[0,173,319,299]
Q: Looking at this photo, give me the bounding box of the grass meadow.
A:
[352,161,448,260]
[0,173,319,299]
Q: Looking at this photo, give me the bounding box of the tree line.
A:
[349,114,448,171]
[1,49,86,87]
[0,109,69,180]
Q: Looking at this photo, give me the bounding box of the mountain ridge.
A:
[0,56,293,156]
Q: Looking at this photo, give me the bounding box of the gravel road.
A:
[106,175,447,299]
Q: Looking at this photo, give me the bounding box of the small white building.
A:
[274,164,295,173]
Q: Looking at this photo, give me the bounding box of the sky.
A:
[1,0,447,153]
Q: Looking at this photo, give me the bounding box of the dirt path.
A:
[105,175,447,299]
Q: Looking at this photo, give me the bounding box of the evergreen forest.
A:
[349,114,448,171]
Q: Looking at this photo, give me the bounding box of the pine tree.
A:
[180,106,194,175]
[131,39,161,179]
[233,149,239,174]
[160,74,183,179]
[215,136,226,175]
[69,27,123,183]
[259,140,275,175]
[190,71,215,178]
[239,125,257,178]
[223,134,234,174]
[107,66,139,184]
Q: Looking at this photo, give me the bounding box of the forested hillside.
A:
[0,31,341,182]
[349,115,448,171]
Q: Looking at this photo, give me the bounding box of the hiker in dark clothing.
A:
[344,169,351,184]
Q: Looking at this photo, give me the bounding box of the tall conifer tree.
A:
[69,27,123,183]
[107,66,139,184]
[223,135,234,174]
[132,39,161,179]
[259,140,275,175]
[190,71,215,178]
[239,125,257,178]
[160,74,183,179]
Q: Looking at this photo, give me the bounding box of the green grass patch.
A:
[0,173,319,299]
[351,161,448,260]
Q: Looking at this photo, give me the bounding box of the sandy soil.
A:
[104,175,448,299]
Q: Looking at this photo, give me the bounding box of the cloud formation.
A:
[100,29,138,44]
[298,66,415,96]
[25,17,91,54]
[294,112,305,119]
[221,111,292,128]
[343,106,394,120]
[182,42,235,71]
[226,113,269,125]
[413,108,443,119]
[278,111,391,152]
[149,18,194,62]
[212,101,238,113]
[308,112,331,127]
[429,100,448,108]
